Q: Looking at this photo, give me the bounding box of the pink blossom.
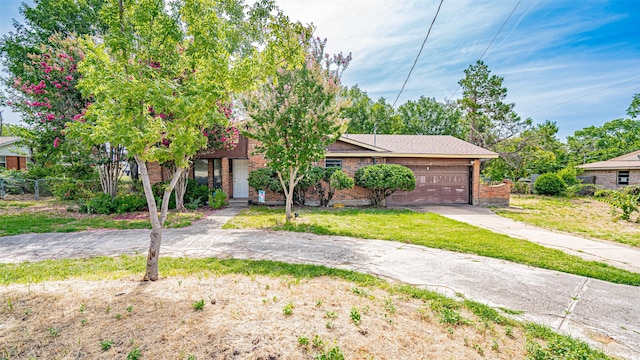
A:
[55,83,62,89]
[53,137,60,148]
[65,75,73,81]
[46,113,56,121]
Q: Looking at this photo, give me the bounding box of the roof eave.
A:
[326,152,499,159]
[337,136,388,152]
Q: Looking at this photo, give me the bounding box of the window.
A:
[325,159,343,169]
[618,171,630,186]
[213,159,223,189]
[0,156,5,168]
[194,159,209,186]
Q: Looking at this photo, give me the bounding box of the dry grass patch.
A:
[497,195,640,247]
[1,275,528,359]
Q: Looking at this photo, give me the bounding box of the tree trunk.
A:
[277,167,302,222]
[174,168,189,212]
[97,144,124,198]
[135,158,185,281]
[135,155,163,281]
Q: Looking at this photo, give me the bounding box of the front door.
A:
[232,159,249,198]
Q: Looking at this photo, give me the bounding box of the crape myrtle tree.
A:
[0,0,107,165]
[4,35,126,196]
[73,0,306,281]
[243,36,352,221]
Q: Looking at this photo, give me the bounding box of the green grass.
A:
[495,195,640,247]
[0,211,203,236]
[223,207,640,286]
[0,256,612,360]
[0,200,38,209]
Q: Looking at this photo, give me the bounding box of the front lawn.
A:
[224,207,640,286]
[0,256,612,360]
[0,200,204,236]
[495,195,640,247]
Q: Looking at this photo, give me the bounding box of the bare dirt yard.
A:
[1,275,528,359]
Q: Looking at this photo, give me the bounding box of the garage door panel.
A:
[387,166,469,205]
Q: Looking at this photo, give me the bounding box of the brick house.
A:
[577,150,640,189]
[0,137,30,170]
[148,134,508,206]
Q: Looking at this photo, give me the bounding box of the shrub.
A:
[533,173,567,196]
[209,189,229,209]
[248,167,282,193]
[51,180,96,200]
[510,181,531,194]
[596,186,640,221]
[557,167,580,186]
[184,179,209,206]
[354,164,416,206]
[152,179,209,209]
[81,193,147,214]
[294,166,324,206]
[567,183,601,197]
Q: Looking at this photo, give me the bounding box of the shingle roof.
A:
[339,134,498,158]
[0,137,22,147]
[578,149,640,170]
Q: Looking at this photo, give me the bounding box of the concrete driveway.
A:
[414,205,640,274]
[0,206,638,359]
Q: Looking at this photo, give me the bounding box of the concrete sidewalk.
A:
[0,207,638,359]
[414,205,640,274]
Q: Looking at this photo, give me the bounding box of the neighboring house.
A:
[147,134,506,206]
[578,150,640,189]
[0,137,30,170]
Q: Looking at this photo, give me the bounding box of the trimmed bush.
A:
[557,167,580,186]
[533,173,567,196]
[354,164,416,206]
[81,193,147,214]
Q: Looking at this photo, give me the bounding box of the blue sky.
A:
[2,0,639,139]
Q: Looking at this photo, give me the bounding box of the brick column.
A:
[472,159,480,205]
[221,158,231,197]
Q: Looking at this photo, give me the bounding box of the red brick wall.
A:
[478,179,511,207]
[472,159,480,205]
[5,156,20,170]
[146,162,173,184]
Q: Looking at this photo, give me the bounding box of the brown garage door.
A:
[387,166,470,205]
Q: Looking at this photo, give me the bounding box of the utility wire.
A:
[392,0,445,108]
[525,74,640,117]
[447,0,522,101]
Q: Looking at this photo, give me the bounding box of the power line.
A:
[525,74,640,117]
[447,0,522,101]
[392,0,444,108]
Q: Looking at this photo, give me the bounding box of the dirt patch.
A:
[1,275,527,359]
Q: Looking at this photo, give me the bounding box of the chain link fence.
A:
[0,178,101,200]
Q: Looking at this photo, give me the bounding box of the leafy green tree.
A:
[567,118,640,165]
[243,36,351,221]
[397,96,464,137]
[485,121,566,180]
[73,0,303,281]
[354,164,415,206]
[0,1,128,194]
[457,60,531,150]
[343,85,402,134]
[628,93,640,119]
[0,0,106,84]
